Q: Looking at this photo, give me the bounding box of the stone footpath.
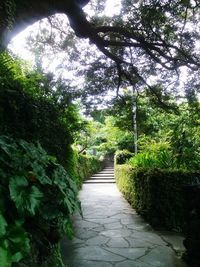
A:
[61,167,187,267]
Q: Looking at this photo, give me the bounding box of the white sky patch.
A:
[8,27,34,63]
[104,0,121,17]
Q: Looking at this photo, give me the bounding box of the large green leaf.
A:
[9,176,43,215]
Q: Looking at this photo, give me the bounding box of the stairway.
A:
[84,166,115,184]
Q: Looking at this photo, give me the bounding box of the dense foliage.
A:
[66,148,102,188]
[126,102,200,170]
[115,164,200,231]
[0,52,83,166]
[0,136,81,266]
[0,51,103,266]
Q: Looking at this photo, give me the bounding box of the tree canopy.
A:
[1,0,199,102]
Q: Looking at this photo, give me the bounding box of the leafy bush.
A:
[0,136,81,266]
[67,149,102,188]
[115,164,200,231]
[0,52,82,166]
[117,132,135,152]
[115,150,134,165]
[128,150,176,169]
[128,139,177,169]
[169,112,200,170]
[77,153,102,182]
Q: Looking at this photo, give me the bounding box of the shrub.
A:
[117,132,135,152]
[115,164,200,231]
[128,138,177,169]
[0,136,81,266]
[67,149,102,188]
[115,150,134,165]
[128,150,176,169]
[0,52,82,167]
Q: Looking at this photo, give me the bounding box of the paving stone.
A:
[106,237,130,248]
[110,213,136,220]
[122,209,137,215]
[115,260,151,267]
[158,231,185,252]
[67,260,113,267]
[74,229,97,239]
[125,237,155,248]
[139,246,182,267]
[101,229,132,238]
[68,260,114,267]
[121,215,146,225]
[104,247,147,260]
[104,221,123,230]
[92,225,105,232]
[87,217,119,224]
[131,231,167,246]
[69,246,125,262]
[126,223,152,231]
[86,235,109,246]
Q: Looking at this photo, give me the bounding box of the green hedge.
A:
[67,149,102,188]
[115,164,200,231]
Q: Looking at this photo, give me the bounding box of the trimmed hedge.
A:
[183,185,200,266]
[67,149,102,188]
[115,164,200,231]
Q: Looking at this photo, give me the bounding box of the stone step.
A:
[92,174,114,177]
[97,170,114,172]
[99,171,114,173]
[97,170,114,173]
[88,176,115,180]
[96,173,114,176]
[84,167,115,184]
[84,179,115,184]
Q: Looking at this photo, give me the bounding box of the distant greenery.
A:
[77,92,200,171]
[75,116,135,158]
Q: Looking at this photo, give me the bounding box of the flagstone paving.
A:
[61,167,187,267]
